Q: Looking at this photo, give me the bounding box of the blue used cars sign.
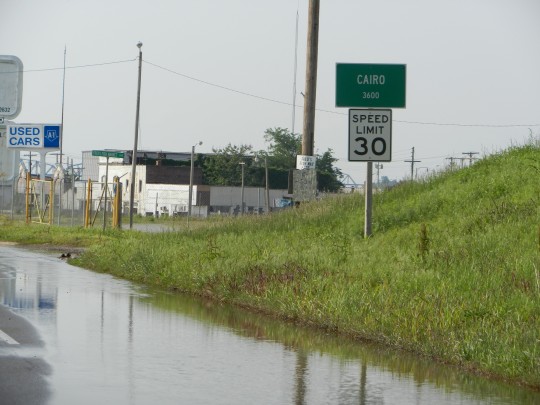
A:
[7,124,61,149]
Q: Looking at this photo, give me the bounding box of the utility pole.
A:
[446,157,458,170]
[301,0,320,157]
[462,151,479,166]
[264,157,270,214]
[60,46,67,166]
[188,141,202,220]
[291,8,299,135]
[129,42,143,229]
[404,147,421,181]
[239,162,245,215]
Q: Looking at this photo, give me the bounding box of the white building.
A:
[85,150,288,217]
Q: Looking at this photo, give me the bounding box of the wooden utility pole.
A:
[404,147,421,180]
[301,0,320,157]
[462,151,479,166]
[446,157,458,170]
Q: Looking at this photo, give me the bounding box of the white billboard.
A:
[0,55,23,119]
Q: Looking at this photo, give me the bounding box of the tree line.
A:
[200,128,343,192]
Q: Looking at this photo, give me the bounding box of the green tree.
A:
[263,128,343,192]
[203,143,255,186]
[316,149,343,192]
[263,127,301,169]
[201,129,344,192]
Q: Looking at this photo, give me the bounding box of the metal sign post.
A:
[348,109,392,238]
[365,162,373,237]
[336,63,406,238]
[102,156,109,231]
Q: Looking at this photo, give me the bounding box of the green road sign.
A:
[336,63,406,108]
[92,150,125,158]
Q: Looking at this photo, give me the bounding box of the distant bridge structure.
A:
[339,173,361,189]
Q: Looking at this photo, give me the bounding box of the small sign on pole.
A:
[296,155,316,170]
[92,150,125,159]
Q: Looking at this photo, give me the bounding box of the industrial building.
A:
[83,149,288,217]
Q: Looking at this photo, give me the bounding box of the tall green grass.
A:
[1,143,539,388]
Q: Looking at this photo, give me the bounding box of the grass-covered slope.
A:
[1,144,539,388]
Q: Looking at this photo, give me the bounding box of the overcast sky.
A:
[3,0,540,182]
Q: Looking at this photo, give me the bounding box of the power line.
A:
[145,60,540,128]
[417,154,451,160]
[143,60,293,107]
[395,120,539,128]
[0,58,137,74]
[4,56,540,129]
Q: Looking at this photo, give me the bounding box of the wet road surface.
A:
[0,245,539,404]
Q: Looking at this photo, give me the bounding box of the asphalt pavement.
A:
[0,304,51,405]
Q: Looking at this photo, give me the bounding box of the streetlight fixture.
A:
[129,41,143,229]
[188,141,202,219]
[239,161,245,215]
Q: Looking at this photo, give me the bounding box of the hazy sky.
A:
[3,0,540,182]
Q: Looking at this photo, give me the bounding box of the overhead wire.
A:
[143,59,540,128]
[5,57,540,128]
[2,58,137,74]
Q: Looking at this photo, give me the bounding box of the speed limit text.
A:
[351,112,390,135]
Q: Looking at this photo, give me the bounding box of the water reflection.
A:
[294,350,308,405]
[143,288,539,405]
[0,245,538,405]
[1,268,57,311]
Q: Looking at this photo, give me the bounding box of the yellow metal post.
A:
[84,179,92,228]
[25,173,30,224]
[112,177,122,228]
[48,179,54,225]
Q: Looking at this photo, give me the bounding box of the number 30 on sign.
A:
[348,109,392,162]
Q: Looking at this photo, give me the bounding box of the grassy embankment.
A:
[0,144,539,388]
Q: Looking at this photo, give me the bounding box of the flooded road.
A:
[0,245,538,405]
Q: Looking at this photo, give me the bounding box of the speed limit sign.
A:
[348,109,392,162]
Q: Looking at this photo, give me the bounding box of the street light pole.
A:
[188,141,202,219]
[239,162,245,215]
[129,42,143,230]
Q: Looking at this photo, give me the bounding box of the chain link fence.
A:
[3,176,122,229]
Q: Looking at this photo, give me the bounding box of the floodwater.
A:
[0,245,538,405]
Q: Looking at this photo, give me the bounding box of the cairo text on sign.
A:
[336,63,406,108]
